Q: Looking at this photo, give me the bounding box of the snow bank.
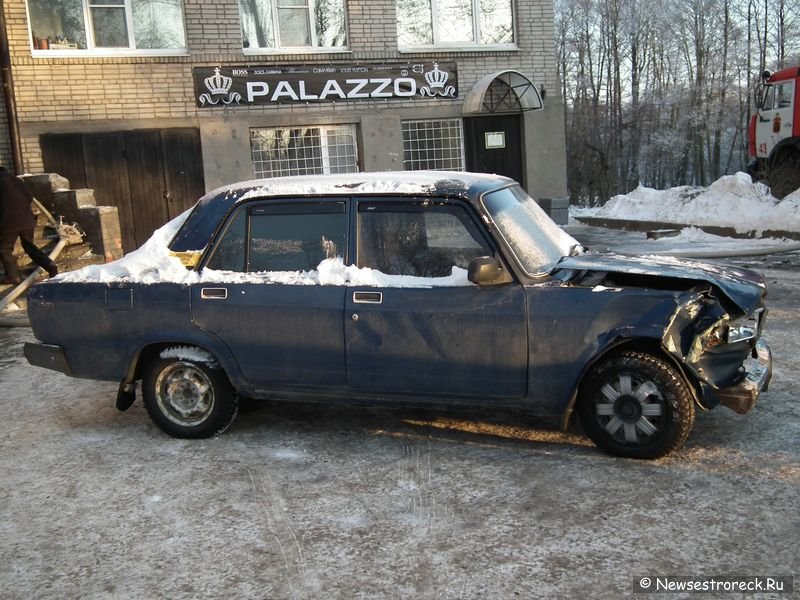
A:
[572,172,800,234]
[55,210,471,288]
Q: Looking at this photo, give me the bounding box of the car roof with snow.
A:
[170,171,516,252]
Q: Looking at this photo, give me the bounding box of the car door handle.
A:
[201,288,228,300]
[353,291,383,304]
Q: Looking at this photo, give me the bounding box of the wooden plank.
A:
[40,133,87,189]
[82,133,136,253]
[125,130,168,247]
[161,128,206,220]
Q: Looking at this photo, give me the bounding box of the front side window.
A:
[207,202,347,273]
[28,0,186,52]
[402,119,465,171]
[396,0,513,48]
[239,0,347,50]
[357,203,489,278]
[250,125,359,178]
[772,81,794,109]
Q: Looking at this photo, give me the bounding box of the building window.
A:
[250,125,359,178]
[28,0,186,52]
[402,119,465,171]
[396,0,513,47]
[239,0,347,51]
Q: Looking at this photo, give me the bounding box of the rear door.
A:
[344,199,528,398]
[191,199,349,389]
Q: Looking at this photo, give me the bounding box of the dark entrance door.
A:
[41,128,205,253]
[464,114,524,186]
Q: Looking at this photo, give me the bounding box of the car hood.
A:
[555,253,767,314]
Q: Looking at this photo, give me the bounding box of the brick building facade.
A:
[1,0,567,250]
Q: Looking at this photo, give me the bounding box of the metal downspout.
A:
[0,0,24,173]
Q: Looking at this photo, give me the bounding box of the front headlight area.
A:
[699,308,765,350]
[692,308,766,388]
[726,308,765,344]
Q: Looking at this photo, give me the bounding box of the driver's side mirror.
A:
[468,256,506,285]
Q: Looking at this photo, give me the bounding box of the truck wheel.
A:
[577,351,695,459]
[768,148,800,199]
[142,351,239,438]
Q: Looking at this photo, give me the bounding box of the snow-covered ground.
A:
[570,172,800,257]
[572,172,800,235]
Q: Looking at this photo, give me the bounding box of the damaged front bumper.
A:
[712,339,772,414]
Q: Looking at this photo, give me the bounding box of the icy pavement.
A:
[1,266,798,598]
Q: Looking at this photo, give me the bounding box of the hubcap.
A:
[155,362,215,426]
[595,373,664,445]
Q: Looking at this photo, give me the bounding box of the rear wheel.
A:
[142,348,238,438]
[768,147,800,199]
[577,351,695,459]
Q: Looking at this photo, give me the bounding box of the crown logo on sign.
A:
[204,67,233,95]
[424,63,449,89]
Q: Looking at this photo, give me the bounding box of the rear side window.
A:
[357,203,490,277]
[206,201,347,272]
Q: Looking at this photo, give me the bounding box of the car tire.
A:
[577,351,695,459]
[142,349,239,439]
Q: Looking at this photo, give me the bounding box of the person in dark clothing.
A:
[0,166,58,284]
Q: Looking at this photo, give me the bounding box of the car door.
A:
[191,199,349,389]
[345,199,528,398]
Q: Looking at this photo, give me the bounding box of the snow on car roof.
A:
[205,171,515,203]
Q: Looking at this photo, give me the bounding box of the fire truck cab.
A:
[748,66,800,198]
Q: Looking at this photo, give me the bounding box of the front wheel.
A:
[577,351,695,459]
[142,348,239,438]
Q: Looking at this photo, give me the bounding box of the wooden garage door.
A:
[41,128,205,253]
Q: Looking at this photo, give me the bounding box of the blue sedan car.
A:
[24,172,772,458]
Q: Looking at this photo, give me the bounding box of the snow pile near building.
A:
[55,209,470,288]
[572,172,800,234]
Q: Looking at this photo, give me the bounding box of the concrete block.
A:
[79,206,124,262]
[52,189,97,224]
[538,197,569,225]
[21,173,70,211]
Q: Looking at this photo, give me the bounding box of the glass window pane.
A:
[278,7,311,45]
[438,0,473,42]
[774,82,794,109]
[251,126,358,178]
[248,211,347,272]
[91,7,129,47]
[479,0,513,44]
[314,0,347,46]
[28,0,88,50]
[396,0,433,45]
[358,207,488,277]
[401,119,465,171]
[207,210,247,272]
[132,0,186,48]
[239,0,275,48]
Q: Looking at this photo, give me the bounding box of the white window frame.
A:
[250,124,360,178]
[241,0,350,55]
[26,0,188,57]
[401,118,466,172]
[397,0,517,52]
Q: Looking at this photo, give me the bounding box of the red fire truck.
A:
[748,66,800,198]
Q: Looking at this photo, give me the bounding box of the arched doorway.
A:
[462,71,543,187]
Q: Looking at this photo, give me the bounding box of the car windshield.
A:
[482,185,579,276]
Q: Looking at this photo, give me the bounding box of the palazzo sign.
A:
[193,62,458,108]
